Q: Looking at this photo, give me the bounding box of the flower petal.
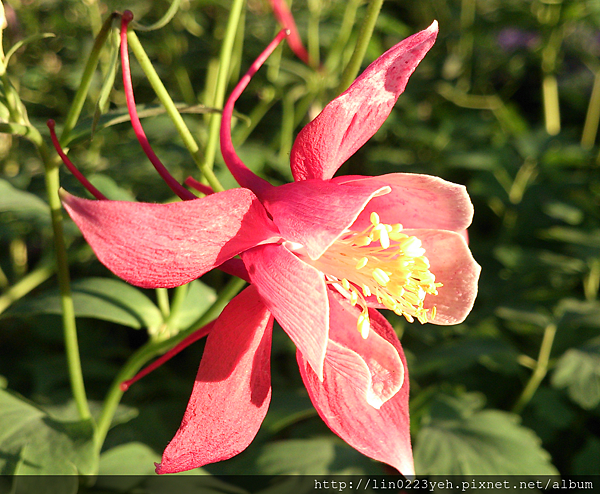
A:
[333,173,474,233]
[297,307,414,476]
[405,228,480,325]
[156,286,273,474]
[259,179,389,260]
[290,21,438,181]
[61,188,280,289]
[326,289,404,409]
[242,243,328,380]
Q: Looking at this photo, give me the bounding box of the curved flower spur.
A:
[55,15,480,476]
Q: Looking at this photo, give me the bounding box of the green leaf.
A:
[99,442,160,475]
[6,277,163,331]
[414,393,558,475]
[0,179,50,233]
[551,337,600,410]
[168,279,217,331]
[0,389,97,476]
[256,438,380,475]
[414,337,520,377]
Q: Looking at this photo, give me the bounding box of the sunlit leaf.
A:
[414,393,558,475]
[5,277,163,331]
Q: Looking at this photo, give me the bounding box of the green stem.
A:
[94,276,246,451]
[156,288,170,319]
[335,0,384,94]
[61,12,118,145]
[512,323,558,414]
[33,124,92,421]
[324,0,363,73]
[127,30,224,192]
[200,0,245,174]
[307,0,321,67]
[582,68,600,150]
[0,257,55,315]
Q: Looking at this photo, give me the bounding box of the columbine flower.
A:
[57,17,480,476]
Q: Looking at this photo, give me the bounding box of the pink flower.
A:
[58,20,480,476]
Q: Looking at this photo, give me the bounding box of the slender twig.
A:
[512,323,558,414]
[335,0,384,94]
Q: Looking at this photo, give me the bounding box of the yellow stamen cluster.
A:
[311,212,441,338]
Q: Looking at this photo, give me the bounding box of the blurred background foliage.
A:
[0,0,600,484]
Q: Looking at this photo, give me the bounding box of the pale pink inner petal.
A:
[242,243,329,380]
[157,286,273,473]
[297,307,414,476]
[290,22,438,181]
[334,173,474,233]
[259,179,389,260]
[61,188,280,289]
[404,228,480,325]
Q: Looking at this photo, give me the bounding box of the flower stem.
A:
[512,323,557,414]
[0,256,55,315]
[200,0,245,174]
[125,30,224,192]
[582,67,600,150]
[335,0,383,94]
[61,12,119,145]
[29,123,92,421]
[156,288,170,319]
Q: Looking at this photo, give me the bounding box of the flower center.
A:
[307,212,441,338]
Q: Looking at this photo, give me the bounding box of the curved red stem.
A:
[47,120,107,200]
[220,30,289,196]
[120,11,196,201]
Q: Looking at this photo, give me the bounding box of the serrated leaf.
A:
[551,337,600,410]
[6,277,163,331]
[414,393,558,475]
[0,389,97,475]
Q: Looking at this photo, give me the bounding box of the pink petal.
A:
[290,21,438,181]
[333,173,474,233]
[61,188,280,289]
[406,228,480,325]
[326,289,404,409]
[156,286,273,473]
[297,306,414,476]
[242,243,329,380]
[259,179,389,260]
[268,0,310,64]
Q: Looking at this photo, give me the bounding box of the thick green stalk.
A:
[512,323,558,414]
[335,0,384,94]
[200,0,245,174]
[127,30,224,192]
